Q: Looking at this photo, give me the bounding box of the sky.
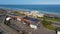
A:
[0,0,60,5]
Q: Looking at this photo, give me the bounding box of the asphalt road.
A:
[0,15,11,34]
[0,11,19,34]
[39,18,60,27]
[52,22,60,27]
[0,15,19,34]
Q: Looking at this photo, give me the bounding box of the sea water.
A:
[0,5,60,15]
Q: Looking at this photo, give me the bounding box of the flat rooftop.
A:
[23,16,39,23]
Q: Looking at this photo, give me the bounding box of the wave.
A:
[0,7,60,16]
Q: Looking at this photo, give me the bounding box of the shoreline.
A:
[0,7,60,16]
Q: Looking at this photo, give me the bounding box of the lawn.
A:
[37,16,60,22]
[41,20,57,31]
[44,16,60,22]
[13,11,25,15]
[44,25,57,31]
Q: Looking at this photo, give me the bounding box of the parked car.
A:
[56,27,60,34]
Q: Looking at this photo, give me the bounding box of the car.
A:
[56,27,60,34]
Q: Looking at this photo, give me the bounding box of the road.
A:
[0,15,11,34]
[45,19,60,27]
[38,18,60,27]
[0,15,19,34]
[0,10,19,34]
[52,22,60,27]
[1,22,19,34]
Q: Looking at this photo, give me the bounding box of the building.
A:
[30,24,37,29]
[6,14,40,30]
[25,11,44,18]
[23,16,40,29]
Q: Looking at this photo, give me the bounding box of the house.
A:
[23,16,40,29]
[7,15,40,29]
[6,17,11,21]
[30,24,37,29]
[27,11,44,18]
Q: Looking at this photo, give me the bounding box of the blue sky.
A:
[0,0,60,5]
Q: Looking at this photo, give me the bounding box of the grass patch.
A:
[44,25,57,31]
[13,11,25,15]
[41,20,52,25]
[43,16,60,22]
[37,16,60,22]
[41,20,57,31]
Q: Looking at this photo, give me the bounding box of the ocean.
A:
[0,5,60,15]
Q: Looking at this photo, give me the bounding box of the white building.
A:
[30,24,37,29]
[6,17,11,21]
[37,13,44,17]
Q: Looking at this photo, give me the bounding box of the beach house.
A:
[26,11,44,18]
